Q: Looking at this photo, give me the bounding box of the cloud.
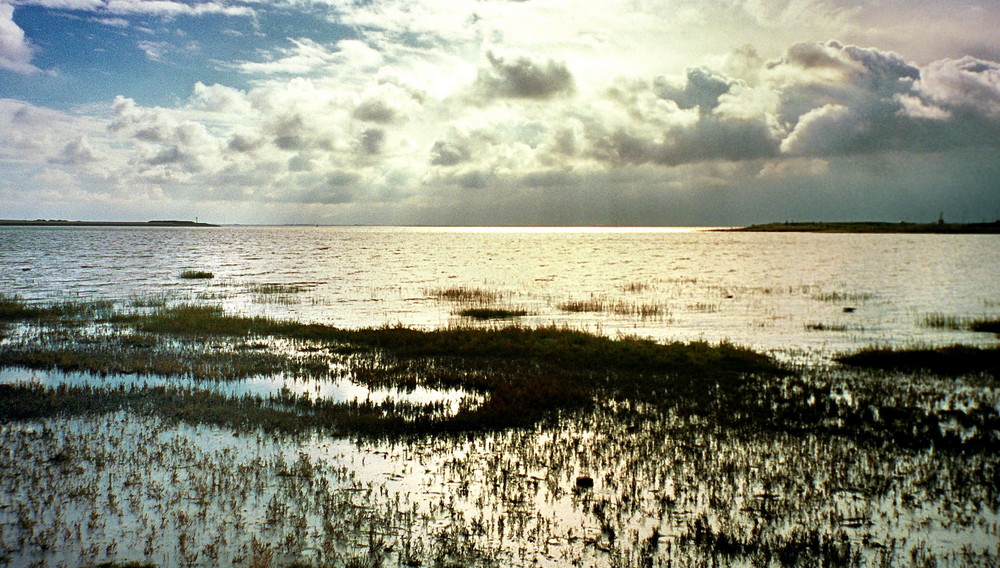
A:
[49,136,100,164]
[0,2,40,74]
[14,0,253,17]
[235,38,382,76]
[475,50,575,100]
[917,56,1000,119]
[654,67,736,111]
[352,82,422,124]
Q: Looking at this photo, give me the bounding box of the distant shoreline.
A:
[730,221,1000,234]
[0,219,218,227]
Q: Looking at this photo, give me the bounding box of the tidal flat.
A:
[1,296,998,567]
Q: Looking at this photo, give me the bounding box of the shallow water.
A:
[2,226,999,567]
[3,226,999,359]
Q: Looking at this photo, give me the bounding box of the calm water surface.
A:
[2,225,999,360]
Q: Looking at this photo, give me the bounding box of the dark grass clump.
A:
[836,344,1000,376]
[457,308,528,320]
[116,305,782,379]
[0,295,39,320]
[179,270,214,279]
[969,318,1000,334]
[0,295,114,321]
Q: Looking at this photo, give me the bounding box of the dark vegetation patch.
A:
[0,295,113,321]
[3,302,999,451]
[457,307,528,320]
[179,270,214,279]
[733,221,1000,234]
[837,345,1000,376]
[970,318,1000,333]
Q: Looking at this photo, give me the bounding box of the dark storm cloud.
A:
[775,42,1000,156]
[595,117,779,166]
[475,50,575,99]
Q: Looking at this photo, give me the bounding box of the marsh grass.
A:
[3,301,785,434]
[837,344,1000,376]
[0,294,114,321]
[919,313,1000,334]
[457,308,528,320]
[969,318,1000,333]
[179,270,214,279]
[429,286,505,304]
[620,281,653,293]
[812,291,876,303]
[245,283,308,294]
[558,296,668,319]
[2,297,999,567]
[804,322,851,332]
[921,312,969,329]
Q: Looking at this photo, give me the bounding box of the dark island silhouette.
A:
[0,219,218,227]
[731,220,1000,234]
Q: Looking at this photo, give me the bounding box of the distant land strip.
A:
[731,221,1000,234]
[0,219,218,227]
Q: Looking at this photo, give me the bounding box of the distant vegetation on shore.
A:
[0,219,217,227]
[732,221,1000,233]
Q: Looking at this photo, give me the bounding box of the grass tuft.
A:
[429,286,503,304]
[836,344,1000,376]
[457,308,528,320]
[969,318,1000,334]
[180,270,214,279]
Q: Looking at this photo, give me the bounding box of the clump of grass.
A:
[457,308,528,320]
[921,312,968,330]
[0,295,113,320]
[804,322,850,332]
[969,318,1000,334]
[129,293,170,308]
[558,296,667,318]
[558,298,606,313]
[836,344,1000,375]
[0,295,40,320]
[180,270,214,279]
[246,283,307,294]
[812,291,875,303]
[429,286,502,303]
[621,281,652,293]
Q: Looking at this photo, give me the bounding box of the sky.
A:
[1,0,999,226]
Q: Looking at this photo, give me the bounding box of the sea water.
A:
[2,225,999,360]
